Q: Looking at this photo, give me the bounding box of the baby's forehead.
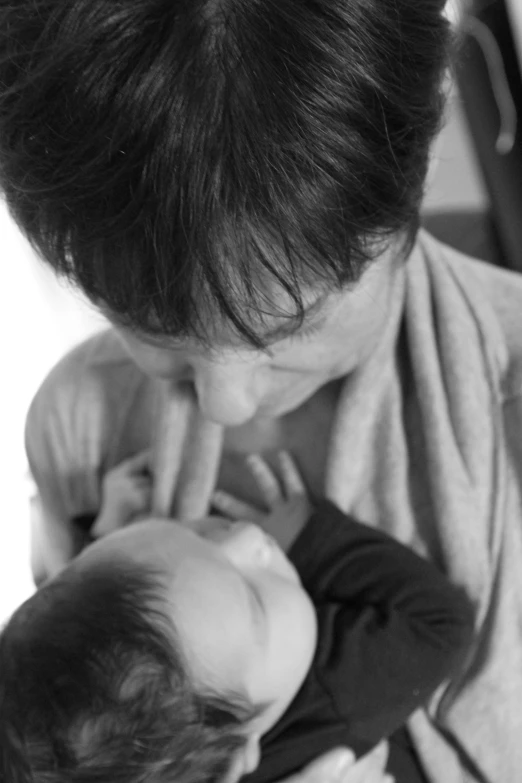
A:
[77,517,186,558]
[76,518,233,589]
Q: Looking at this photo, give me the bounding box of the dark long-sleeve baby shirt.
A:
[244,500,474,783]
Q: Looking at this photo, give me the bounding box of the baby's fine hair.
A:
[0,559,259,783]
[0,0,452,346]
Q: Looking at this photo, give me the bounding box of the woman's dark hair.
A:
[0,560,261,783]
[0,0,452,346]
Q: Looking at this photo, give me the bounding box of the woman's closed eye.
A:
[287,320,324,342]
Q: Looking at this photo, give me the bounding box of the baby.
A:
[0,452,473,783]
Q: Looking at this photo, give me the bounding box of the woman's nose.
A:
[192,360,262,426]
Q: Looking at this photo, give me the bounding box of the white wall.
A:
[0,206,105,624]
[423,90,488,213]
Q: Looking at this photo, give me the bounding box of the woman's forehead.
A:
[110,286,334,351]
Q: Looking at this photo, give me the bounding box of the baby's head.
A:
[0,516,317,783]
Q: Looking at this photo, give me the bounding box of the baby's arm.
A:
[290,499,474,755]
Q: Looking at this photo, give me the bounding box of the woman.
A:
[2,0,522,781]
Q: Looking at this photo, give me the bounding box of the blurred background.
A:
[1,0,521,624]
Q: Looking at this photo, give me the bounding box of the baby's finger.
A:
[122,449,152,474]
[245,454,282,507]
[211,490,264,523]
[135,484,153,509]
[130,475,153,491]
[278,451,307,496]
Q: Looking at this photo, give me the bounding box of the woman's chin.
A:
[256,385,324,419]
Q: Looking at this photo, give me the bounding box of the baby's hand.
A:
[92,450,152,537]
[212,451,312,551]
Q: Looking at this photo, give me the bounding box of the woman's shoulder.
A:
[31,327,147,407]
[452,253,522,401]
[25,327,155,449]
[419,230,522,400]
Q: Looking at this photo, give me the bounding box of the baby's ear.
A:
[242,733,261,774]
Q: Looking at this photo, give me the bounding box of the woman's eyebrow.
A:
[105,292,329,348]
[259,293,329,343]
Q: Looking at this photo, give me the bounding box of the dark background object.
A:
[422,208,503,266]
[454,0,522,272]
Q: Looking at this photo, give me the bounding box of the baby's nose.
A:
[229,522,273,566]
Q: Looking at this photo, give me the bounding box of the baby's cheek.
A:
[305,591,319,650]
[291,588,318,675]
[285,587,317,669]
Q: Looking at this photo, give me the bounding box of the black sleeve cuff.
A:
[288,498,353,582]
